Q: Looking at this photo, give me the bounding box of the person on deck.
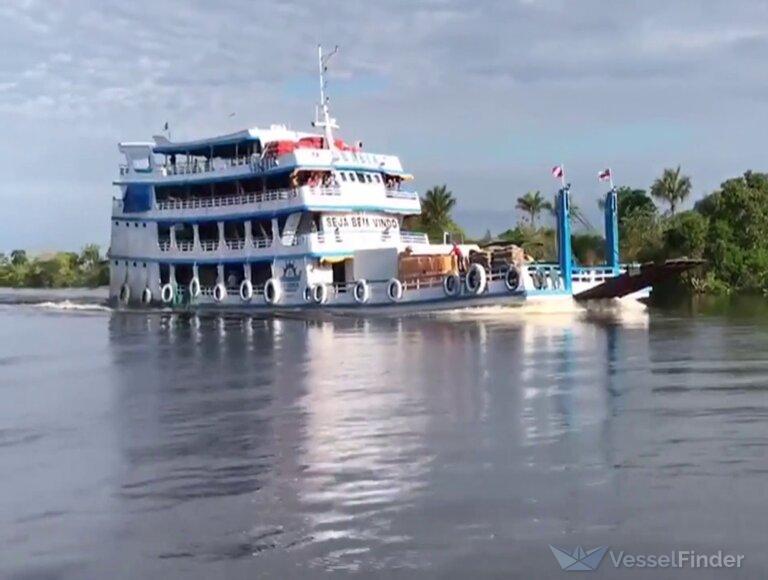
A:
[450,243,467,273]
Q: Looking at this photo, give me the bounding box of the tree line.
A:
[0,245,109,288]
[410,167,768,295]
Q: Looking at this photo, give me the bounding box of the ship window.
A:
[134,223,139,228]
[365,174,372,183]
[114,260,118,266]
[143,223,147,228]
[133,262,137,267]
[340,173,347,182]
[348,173,356,182]
[356,172,366,182]
[374,174,381,183]
[114,221,118,226]
[143,263,147,268]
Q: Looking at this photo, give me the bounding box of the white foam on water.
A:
[32,300,112,313]
[430,297,649,328]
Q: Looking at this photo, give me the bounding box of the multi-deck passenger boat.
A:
[108,47,653,312]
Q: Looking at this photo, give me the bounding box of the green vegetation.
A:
[515,191,548,228]
[650,165,692,215]
[405,184,465,241]
[0,244,109,288]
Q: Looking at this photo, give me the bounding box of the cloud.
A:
[2,0,768,247]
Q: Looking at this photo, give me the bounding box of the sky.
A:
[2,0,768,251]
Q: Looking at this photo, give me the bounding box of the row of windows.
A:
[114,221,148,228]
[337,171,382,184]
[114,260,148,268]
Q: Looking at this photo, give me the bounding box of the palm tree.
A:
[516,190,547,228]
[549,195,593,230]
[650,166,692,215]
[420,184,457,230]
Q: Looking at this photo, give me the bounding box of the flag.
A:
[598,168,612,182]
[551,165,564,179]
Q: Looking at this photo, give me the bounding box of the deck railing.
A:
[158,237,274,253]
[155,188,298,211]
[385,189,418,200]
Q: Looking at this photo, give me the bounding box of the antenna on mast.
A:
[312,44,340,150]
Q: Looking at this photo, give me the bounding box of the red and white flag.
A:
[598,168,612,182]
[551,165,564,179]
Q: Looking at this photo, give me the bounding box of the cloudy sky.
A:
[2,0,768,250]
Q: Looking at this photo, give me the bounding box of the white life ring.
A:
[312,283,329,305]
[140,286,152,305]
[443,273,461,297]
[239,279,253,302]
[119,283,131,304]
[303,286,313,303]
[387,278,403,302]
[264,278,282,305]
[353,279,370,304]
[532,269,547,290]
[213,282,227,303]
[189,277,201,299]
[161,283,174,304]
[465,263,487,295]
[504,267,520,292]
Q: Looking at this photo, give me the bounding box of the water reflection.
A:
[103,306,660,572]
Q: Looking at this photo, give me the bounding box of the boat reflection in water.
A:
[99,302,661,575]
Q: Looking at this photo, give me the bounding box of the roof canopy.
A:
[151,125,315,157]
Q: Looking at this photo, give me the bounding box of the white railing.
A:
[399,231,429,244]
[156,155,255,177]
[155,188,298,211]
[200,240,218,251]
[226,239,246,250]
[385,189,418,200]
[158,240,194,252]
[252,237,272,249]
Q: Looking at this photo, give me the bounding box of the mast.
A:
[313,44,340,150]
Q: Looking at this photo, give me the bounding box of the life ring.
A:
[504,267,520,292]
[239,279,253,302]
[353,279,370,304]
[264,278,282,305]
[161,283,174,304]
[465,263,487,295]
[303,286,313,303]
[189,277,201,299]
[443,273,461,296]
[119,283,131,305]
[140,286,152,305]
[532,269,546,290]
[312,283,329,304]
[387,278,403,302]
[213,282,227,303]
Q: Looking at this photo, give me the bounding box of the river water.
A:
[1,292,767,579]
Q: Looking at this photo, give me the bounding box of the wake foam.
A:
[32,300,112,313]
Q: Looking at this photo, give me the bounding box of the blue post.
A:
[556,185,573,293]
[604,188,619,272]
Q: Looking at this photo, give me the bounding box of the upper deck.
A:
[115,126,409,186]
